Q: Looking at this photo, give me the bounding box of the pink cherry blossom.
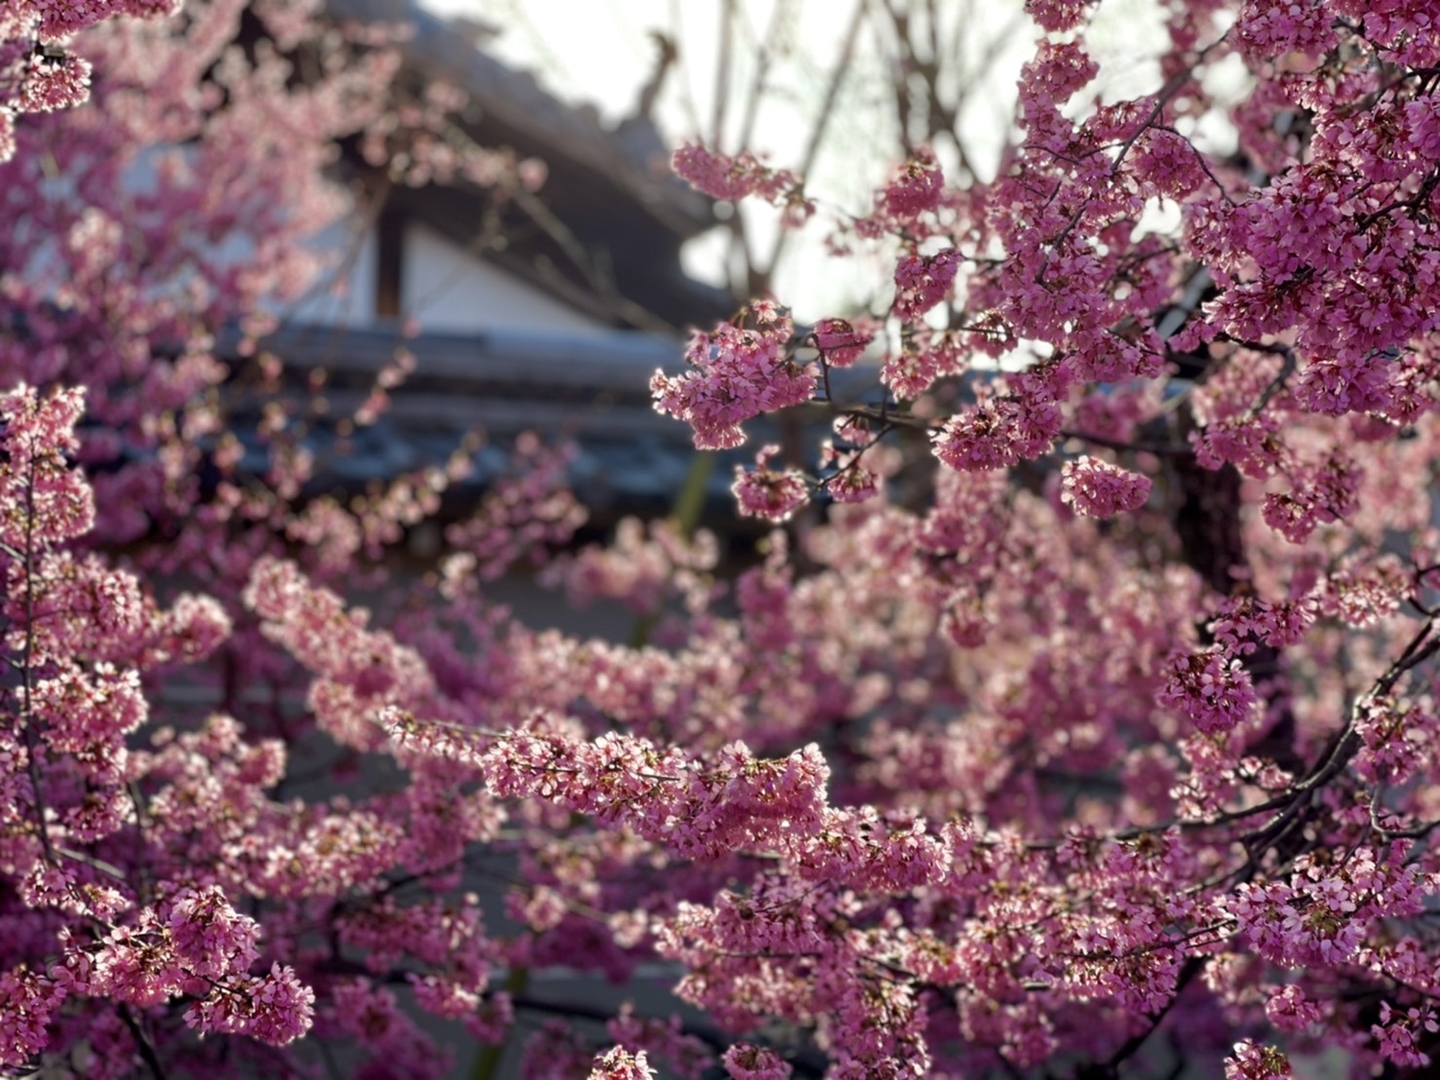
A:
[8,2,1440,1077]
[1059,455,1152,518]
[892,248,960,320]
[733,444,809,522]
[811,317,873,368]
[589,1045,657,1080]
[652,304,815,450]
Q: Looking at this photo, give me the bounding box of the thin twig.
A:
[117,1003,169,1080]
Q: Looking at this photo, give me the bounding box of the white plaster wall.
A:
[280,219,380,328]
[401,221,606,334]
[275,214,606,335]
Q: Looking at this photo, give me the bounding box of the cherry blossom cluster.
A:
[10,0,1440,1075]
[636,0,1440,1072]
[588,1045,656,1080]
[652,301,817,450]
[0,389,323,1068]
[1158,646,1259,735]
[732,444,810,522]
[672,142,811,224]
[0,0,176,159]
[656,0,1440,563]
[0,0,542,1073]
[1059,455,1152,519]
[443,433,586,583]
[543,515,720,618]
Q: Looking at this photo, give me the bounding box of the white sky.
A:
[416,0,1200,319]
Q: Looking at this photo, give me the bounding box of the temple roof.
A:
[326,0,731,331]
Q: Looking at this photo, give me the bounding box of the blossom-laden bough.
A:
[8,1,1440,1078]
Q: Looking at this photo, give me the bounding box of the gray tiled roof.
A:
[326,0,713,237]
[221,323,875,525]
